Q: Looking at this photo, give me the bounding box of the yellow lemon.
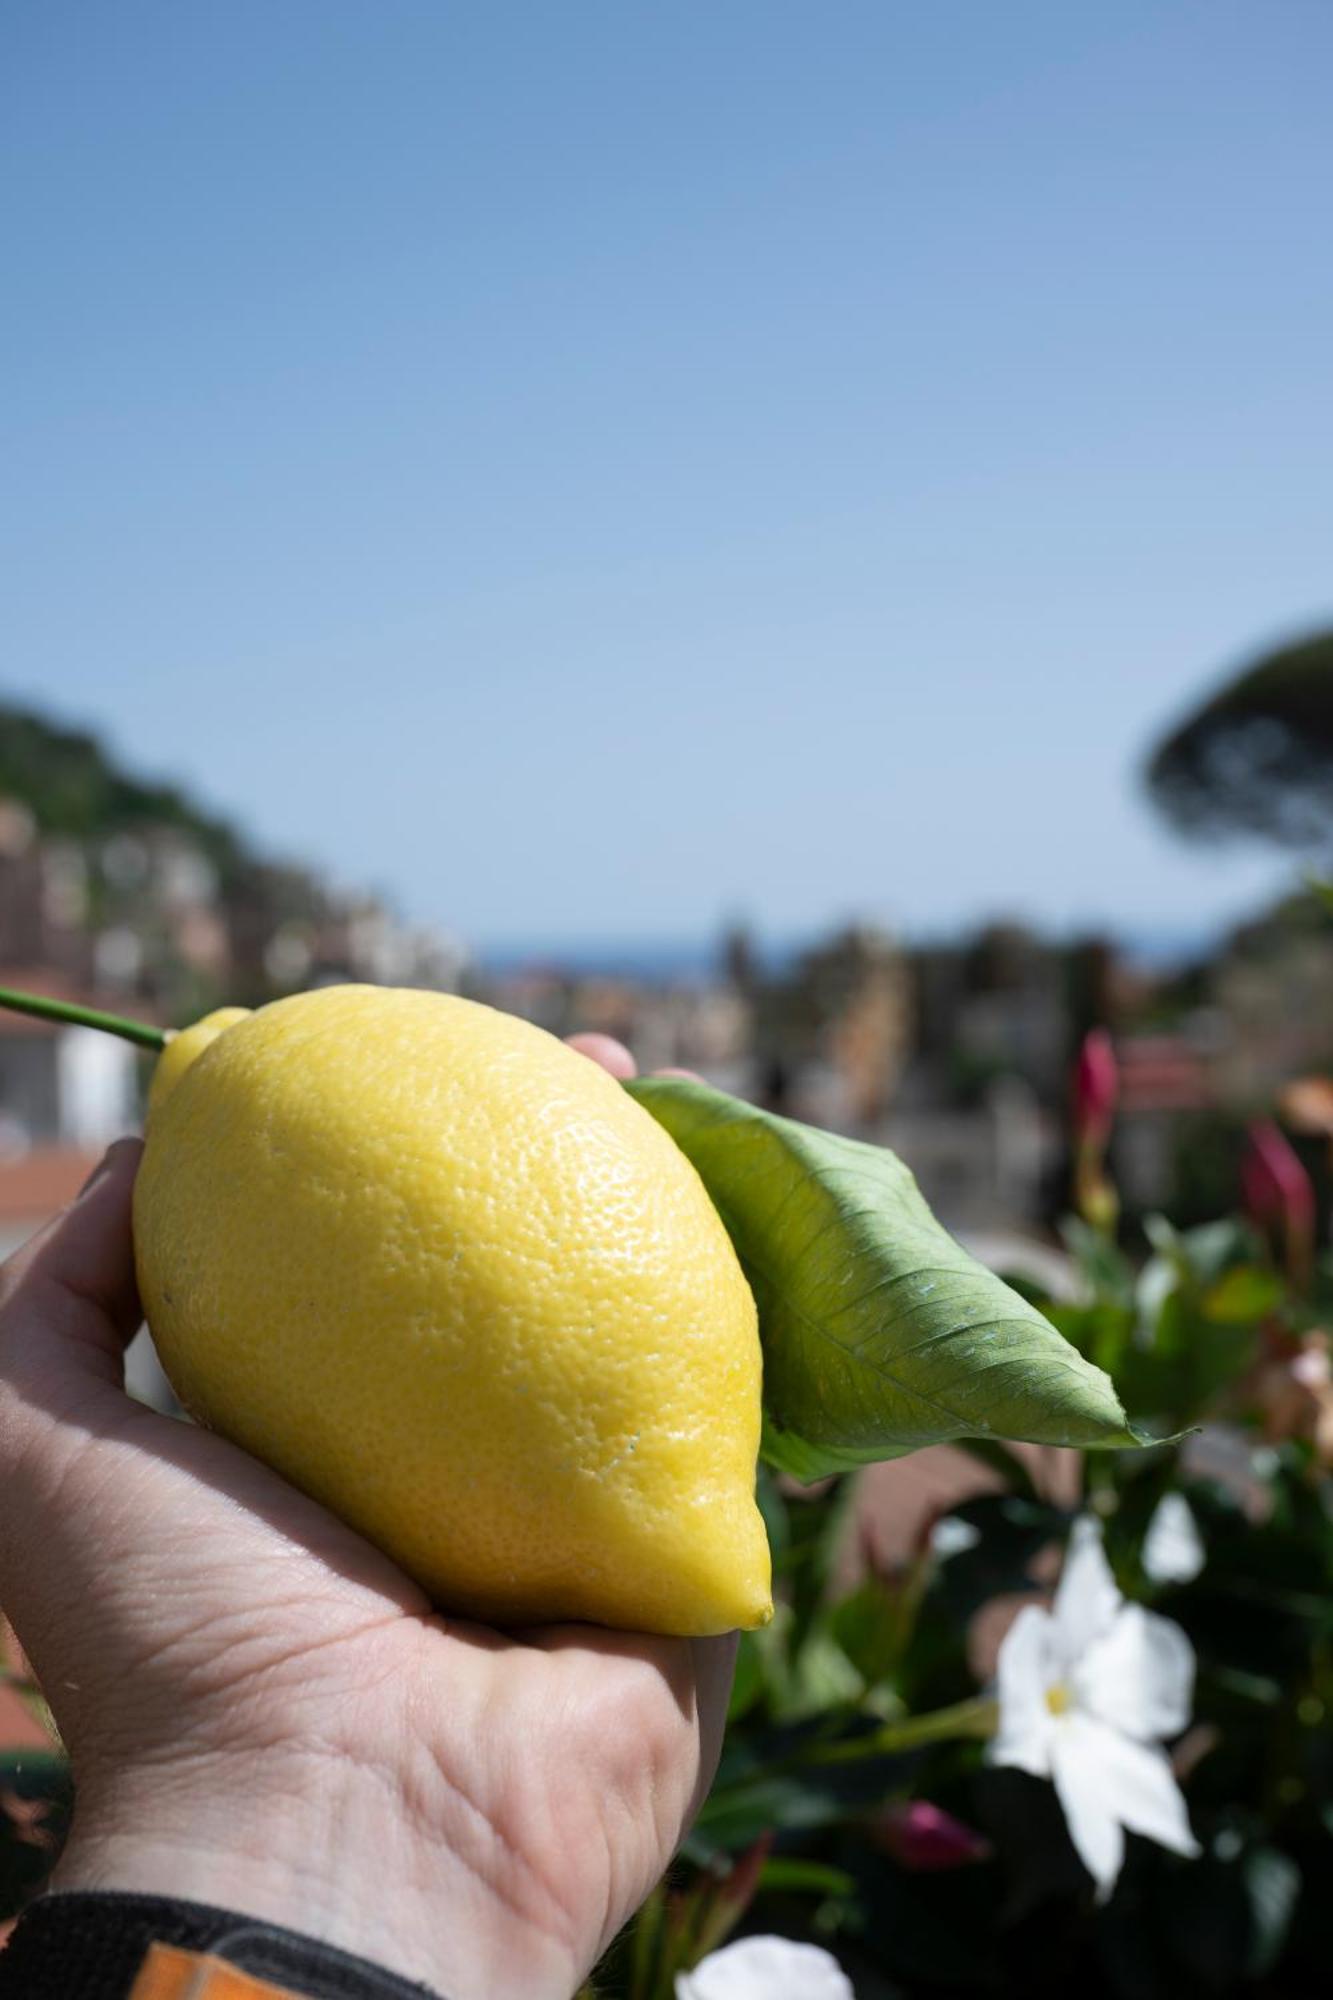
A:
[134,985,771,1636]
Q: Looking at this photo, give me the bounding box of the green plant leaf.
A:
[1241,1845,1301,1979]
[1203,1264,1285,1324]
[628,1077,1141,1477]
[757,1857,855,1899]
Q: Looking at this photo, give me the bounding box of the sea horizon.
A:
[472,920,1227,983]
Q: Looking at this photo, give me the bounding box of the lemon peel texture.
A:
[134,986,772,1636]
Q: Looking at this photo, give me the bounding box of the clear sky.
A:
[4,3,1331,954]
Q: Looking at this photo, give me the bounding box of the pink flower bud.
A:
[1072,1029,1118,1146]
[874,1799,991,1871]
[1242,1121,1315,1235]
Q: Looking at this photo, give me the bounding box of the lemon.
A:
[133,985,772,1636]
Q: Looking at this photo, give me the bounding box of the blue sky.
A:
[4,3,1331,954]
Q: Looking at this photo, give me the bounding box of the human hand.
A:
[0,1037,737,2000]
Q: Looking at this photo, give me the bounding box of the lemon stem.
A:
[0,983,167,1051]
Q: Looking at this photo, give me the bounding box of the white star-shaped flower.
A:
[675,1934,854,1998]
[990,1516,1200,1898]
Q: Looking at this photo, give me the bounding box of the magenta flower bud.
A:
[1242,1121,1315,1235]
[1240,1112,1312,1248]
[1073,1028,1118,1147]
[875,1799,991,1871]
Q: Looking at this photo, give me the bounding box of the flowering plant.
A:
[578,1165,1333,1998]
[989,1516,1198,1899]
[6,1112,1333,1996]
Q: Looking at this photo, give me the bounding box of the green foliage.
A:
[1042,1213,1276,1435]
[0,702,247,882]
[7,1161,1333,1994]
[590,1196,1333,1997]
[628,1077,1142,1476]
[1144,627,1333,850]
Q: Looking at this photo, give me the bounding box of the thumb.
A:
[1,1139,144,1382]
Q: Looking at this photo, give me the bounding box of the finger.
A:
[2,1138,144,1372]
[688,1631,739,1813]
[518,1621,737,1740]
[565,1032,637,1081]
[652,1066,703,1083]
[522,1622,738,1827]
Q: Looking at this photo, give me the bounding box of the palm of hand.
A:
[0,1127,735,1998]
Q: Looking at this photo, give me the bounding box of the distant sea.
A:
[476,938,751,982]
[474,924,1221,981]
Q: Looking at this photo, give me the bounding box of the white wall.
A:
[55,1027,140,1146]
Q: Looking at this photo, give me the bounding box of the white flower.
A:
[675,1934,854,1999]
[990,1516,1200,1899]
[1142,1492,1205,1585]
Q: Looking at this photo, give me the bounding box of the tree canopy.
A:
[0,703,247,881]
[1145,629,1333,849]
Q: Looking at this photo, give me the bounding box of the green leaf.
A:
[725,1630,766,1723]
[826,1580,904,1685]
[786,1627,868,1715]
[1202,1264,1285,1324]
[628,1077,1141,1476]
[1062,1215,1137,1306]
[757,1857,855,1899]
[1241,1845,1300,1978]
[761,1419,911,1481]
[1305,870,1333,917]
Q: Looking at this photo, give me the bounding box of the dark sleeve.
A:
[0,1891,447,1999]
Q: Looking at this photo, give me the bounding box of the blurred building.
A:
[0,683,1327,1255]
[1114,1027,1218,1212]
[0,967,145,1256]
[0,968,141,1152]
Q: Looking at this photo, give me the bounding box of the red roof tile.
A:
[0,1147,103,1219]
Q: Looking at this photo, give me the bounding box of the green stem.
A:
[703,1695,999,1838]
[629,1882,666,2000]
[801,1694,998,1766]
[0,983,166,1051]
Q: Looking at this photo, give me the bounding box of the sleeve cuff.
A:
[0,1891,446,2000]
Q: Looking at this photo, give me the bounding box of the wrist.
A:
[51,1751,581,2000]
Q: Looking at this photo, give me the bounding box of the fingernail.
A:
[76,1136,139,1199]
